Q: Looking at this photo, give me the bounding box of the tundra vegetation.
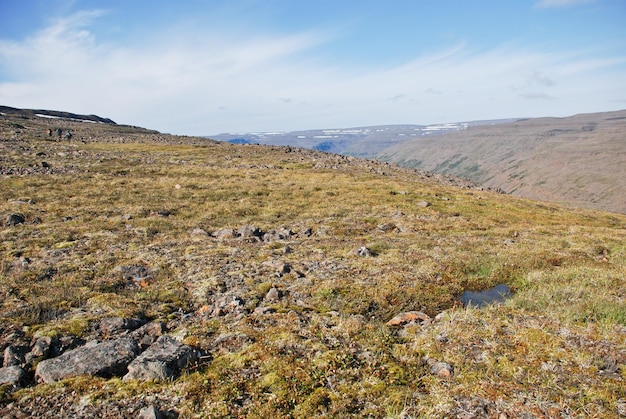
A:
[0,112,624,418]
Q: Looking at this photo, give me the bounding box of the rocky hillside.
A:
[378,110,626,214]
[0,109,625,418]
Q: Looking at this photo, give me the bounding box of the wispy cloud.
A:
[534,0,596,8]
[1,9,624,133]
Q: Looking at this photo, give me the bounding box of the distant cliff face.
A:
[378,110,626,214]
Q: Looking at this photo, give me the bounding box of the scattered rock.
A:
[265,287,281,302]
[138,405,162,419]
[354,246,372,257]
[3,345,29,367]
[254,306,276,315]
[417,201,431,208]
[263,228,293,242]
[386,311,431,327]
[212,228,237,239]
[190,227,209,238]
[424,357,454,379]
[99,317,147,336]
[117,265,153,287]
[377,223,397,233]
[0,365,26,388]
[35,337,140,383]
[30,336,53,358]
[130,322,166,350]
[238,225,262,240]
[262,260,291,277]
[123,336,197,381]
[5,214,25,226]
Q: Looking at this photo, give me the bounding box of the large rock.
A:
[35,337,140,383]
[3,345,29,367]
[0,365,26,388]
[123,336,196,381]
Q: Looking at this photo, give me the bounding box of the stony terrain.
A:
[378,110,626,214]
[0,109,624,418]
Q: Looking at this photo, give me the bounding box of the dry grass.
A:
[1,114,624,417]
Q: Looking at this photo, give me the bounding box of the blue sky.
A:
[1,0,625,134]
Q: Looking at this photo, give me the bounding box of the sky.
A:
[1,0,625,135]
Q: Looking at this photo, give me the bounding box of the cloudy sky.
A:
[1,0,625,134]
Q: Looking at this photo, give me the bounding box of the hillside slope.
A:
[0,110,625,418]
[378,110,626,214]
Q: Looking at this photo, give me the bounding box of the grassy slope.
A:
[1,113,625,417]
[377,110,626,214]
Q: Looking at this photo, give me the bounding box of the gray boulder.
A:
[0,365,26,388]
[99,317,146,336]
[123,335,197,381]
[3,345,28,367]
[35,337,140,383]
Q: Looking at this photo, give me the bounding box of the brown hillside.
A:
[378,110,626,214]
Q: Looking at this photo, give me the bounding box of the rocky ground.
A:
[0,110,624,418]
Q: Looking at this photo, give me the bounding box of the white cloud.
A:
[534,0,596,8]
[1,10,625,133]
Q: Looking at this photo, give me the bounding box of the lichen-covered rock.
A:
[0,365,26,388]
[35,337,140,383]
[123,335,197,381]
[99,317,147,336]
[130,321,166,350]
[139,405,162,419]
[424,357,454,379]
[30,336,53,358]
[3,345,28,367]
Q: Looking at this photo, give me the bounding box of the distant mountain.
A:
[0,105,116,124]
[208,119,514,157]
[377,110,626,214]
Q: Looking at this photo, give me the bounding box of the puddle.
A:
[459,284,512,308]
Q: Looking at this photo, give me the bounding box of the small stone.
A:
[417,201,431,208]
[265,287,281,302]
[190,228,209,238]
[30,336,53,358]
[139,405,162,419]
[4,345,29,367]
[356,246,372,257]
[212,228,237,239]
[377,223,396,232]
[386,311,431,327]
[238,225,261,238]
[99,317,146,335]
[424,357,454,379]
[6,214,25,226]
